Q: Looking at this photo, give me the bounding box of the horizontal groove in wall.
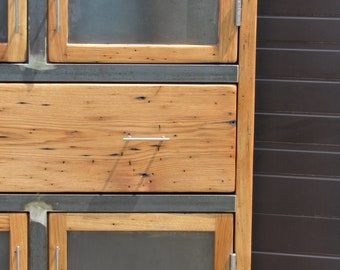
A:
[256,112,340,118]
[256,78,340,84]
[255,142,340,155]
[258,15,340,20]
[254,251,340,260]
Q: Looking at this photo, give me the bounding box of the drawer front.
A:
[0,84,236,192]
[48,0,238,63]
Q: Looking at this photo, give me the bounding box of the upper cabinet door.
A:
[48,0,238,63]
[0,0,27,62]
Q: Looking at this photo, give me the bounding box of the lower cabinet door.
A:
[0,214,28,270]
[49,213,233,270]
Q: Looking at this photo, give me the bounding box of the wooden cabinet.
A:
[0,214,28,270]
[49,213,233,270]
[0,84,236,192]
[47,0,238,63]
[0,0,257,269]
[0,0,27,62]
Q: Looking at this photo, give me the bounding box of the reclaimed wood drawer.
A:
[0,84,236,192]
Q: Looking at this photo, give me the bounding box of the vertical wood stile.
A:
[49,214,67,270]
[10,214,28,270]
[214,215,234,270]
[236,0,257,270]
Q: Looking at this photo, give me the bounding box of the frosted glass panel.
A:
[68,0,219,44]
[68,231,214,270]
[0,0,8,43]
[0,232,9,269]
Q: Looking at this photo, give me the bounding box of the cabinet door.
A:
[0,214,28,270]
[48,0,238,63]
[0,84,236,192]
[0,0,27,62]
[49,213,233,270]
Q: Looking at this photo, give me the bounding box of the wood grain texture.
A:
[0,0,27,62]
[48,0,238,63]
[49,214,67,270]
[235,0,257,270]
[215,215,234,270]
[10,214,28,270]
[0,84,236,192]
[63,213,217,231]
[0,214,10,230]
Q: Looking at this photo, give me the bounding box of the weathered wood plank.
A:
[235,0,258,270]
[63,213,217,231]
[10,214,28,270]
[0,84,236,192]
[0,214,10,230]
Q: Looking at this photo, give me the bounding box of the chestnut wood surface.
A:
[0,84,236,192]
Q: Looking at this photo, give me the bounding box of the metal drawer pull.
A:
[16,246,20,270]
[123,136,170,141]
[15,0,19,33]
[56,0,60,32]
[56,246,60,270]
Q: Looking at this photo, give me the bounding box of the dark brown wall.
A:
[253,0,340,269]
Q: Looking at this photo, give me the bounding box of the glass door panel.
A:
[68,0,219,45]
[67,231,214,270]
[0,0,8,43]
[0,232,10,269]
